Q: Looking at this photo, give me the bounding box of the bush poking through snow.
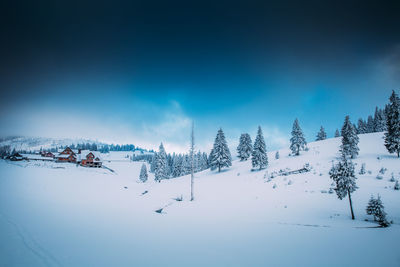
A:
[376,175,383,180]
[389,173,395,182]
[394,180,400,190]
[275,151,279,159]
[366,195,390,227]
[288,180,293,185]
[273,183,277,189]
[173,195,183,201]
[379,167,387,175]
[359,163,366,175]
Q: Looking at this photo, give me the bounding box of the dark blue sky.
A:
[1,0,399,152]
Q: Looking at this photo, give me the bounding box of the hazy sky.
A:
[1,0,400,153]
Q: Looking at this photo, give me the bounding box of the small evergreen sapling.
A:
[275,151,279,160]
[366,195,389,227]
[139,163,148,182]
[334,129,340,138]
[359,163,366,175]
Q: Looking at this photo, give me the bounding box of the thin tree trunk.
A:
[348,190,355,220]
[190,122,194,201]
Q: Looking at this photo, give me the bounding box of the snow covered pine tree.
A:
[154,143,168,182]
[139,163,148,182]
[209,128,232,172]
[251,126,268,170]
[366,195,389,227]
[329,156,358,220]
[237,133,252,161]
[334,129,340,137]
[340,116,359,159]
[316,126,327,141]
[290,119,307,156]
[384,90,400,158]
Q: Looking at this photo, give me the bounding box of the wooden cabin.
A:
[56,147,77,163]
[41,151,55,158]
[79,151,102,167]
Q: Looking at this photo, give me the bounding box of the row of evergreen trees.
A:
[149,143,209,182]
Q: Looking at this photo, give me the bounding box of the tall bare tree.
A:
[190,122,195,201]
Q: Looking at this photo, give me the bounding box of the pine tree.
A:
[251,126,268,170]
[366,195,389,227]
[237,133,253,161]
[340,116,359,159]
[150,153,157,173]
[366,115,375,133]
[275,151,279,160]
[139,163,148,182]
[290,119,307,156]
[329,156,358,220]
[357,118,367,134]
[209,128,232,172]
[154,143,168,182]
[316,126,327,141]
[374,107,386,132]
[384,90,400,158]
[334,129,340,138]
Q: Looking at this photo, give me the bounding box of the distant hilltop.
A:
[0,136,153,154]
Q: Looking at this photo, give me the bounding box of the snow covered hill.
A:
[0,132,399,266]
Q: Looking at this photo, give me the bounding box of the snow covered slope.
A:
[0,132,399,266]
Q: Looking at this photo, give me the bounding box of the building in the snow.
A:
[77,150,102,167]
[56,147,77,163]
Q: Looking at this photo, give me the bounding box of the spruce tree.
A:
[357,118,367,134]
[366,115,375,133]
[384,90,400,158]
[237,133,253,161]
[209,128,232,172]
[374,107,386,132]
[340,116,359,159]
[275,151,279,160]
[316,126,327,141]
[290,119,307,156]
[329,156,358,220]
[154,143,168,182]
[334,129,340,138]
[139,163,148,182]
[366,195,389,227]
[251,126,268,170]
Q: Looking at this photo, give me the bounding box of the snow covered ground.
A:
[0,132,399,266]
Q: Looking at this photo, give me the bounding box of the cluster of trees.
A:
[236,127,269,171]
[149,143,209,182]
[356,107,387,134]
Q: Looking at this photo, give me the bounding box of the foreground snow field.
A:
[0,133,399,266]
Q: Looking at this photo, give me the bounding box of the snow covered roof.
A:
[77,150,102,161]
[56,154,76,159]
